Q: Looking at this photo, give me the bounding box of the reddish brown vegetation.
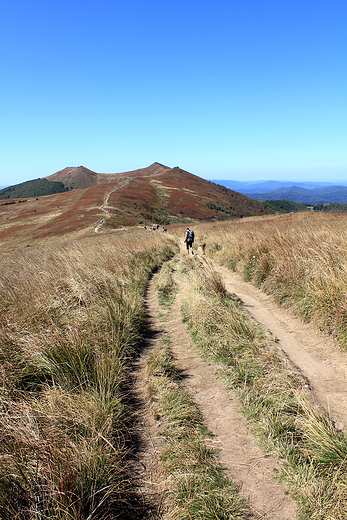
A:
[0,163,271,250]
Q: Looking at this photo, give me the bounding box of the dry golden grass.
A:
[194,212,347,348]
[178,254,347,519]
[0,230,177,519]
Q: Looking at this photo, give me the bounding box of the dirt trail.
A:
[128,284,171,519]
[134,243,347,518]
[94,178,132,232]
[141,259,298,519]
[203,256,347,431]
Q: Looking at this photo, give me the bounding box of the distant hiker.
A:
[184,227,194,255]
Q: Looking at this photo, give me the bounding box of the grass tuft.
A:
[154,261,178,306]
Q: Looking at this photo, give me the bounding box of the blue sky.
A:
[1,0,346,186]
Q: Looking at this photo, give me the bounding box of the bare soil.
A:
[129,288,171,519]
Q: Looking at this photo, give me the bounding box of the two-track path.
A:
[135,246,347,518]
[136,252,298,519]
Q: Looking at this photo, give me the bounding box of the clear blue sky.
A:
[1,0,346,186]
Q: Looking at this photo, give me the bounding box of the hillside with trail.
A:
[0,162,276,251]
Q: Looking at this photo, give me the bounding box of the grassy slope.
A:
[0,166,278,251]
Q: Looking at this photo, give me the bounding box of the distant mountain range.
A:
[247,186,347,204]
[3,172,347,205]
[214,180,347,204]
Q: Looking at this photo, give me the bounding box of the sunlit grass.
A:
[195,212,347,348]
[147,334,250,520]
[0,230,177,518]
[154,260,178,306]
[178,255,347,519]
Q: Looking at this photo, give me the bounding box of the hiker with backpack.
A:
[184,228,194,255]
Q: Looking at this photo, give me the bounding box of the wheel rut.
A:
[128,281,170,519]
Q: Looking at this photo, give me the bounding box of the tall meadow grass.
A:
[196,212,347,348]
[0,230,177,519]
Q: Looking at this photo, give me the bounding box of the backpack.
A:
[187,230,194,241]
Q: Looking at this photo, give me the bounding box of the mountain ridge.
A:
[0,163,278,250]
[214,179,347,194]
[44,162,170,189]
